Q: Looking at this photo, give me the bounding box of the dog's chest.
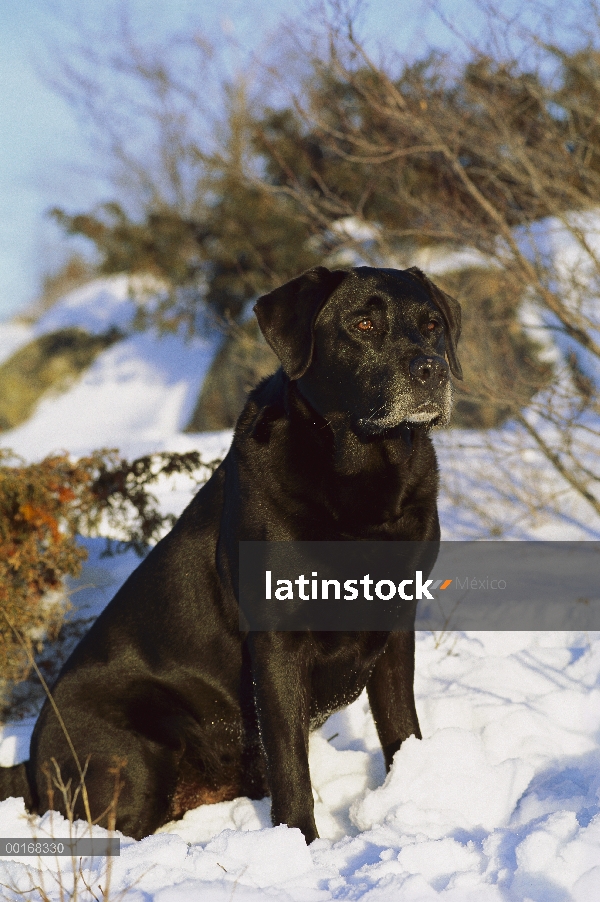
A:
[308,667,371,729]
[325,461,423,534]
[324,431,435,529]
[308,635,386,726]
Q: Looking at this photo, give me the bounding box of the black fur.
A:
[0,266,461,844]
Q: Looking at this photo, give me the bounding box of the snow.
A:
[406,245,492,277]
[515,212,600,387]
[327,219,492,276]
[0,276,222,461]
[1,273,600,899]
[2,629,600,899]
[2,329,218,460]
[33,274,167,337]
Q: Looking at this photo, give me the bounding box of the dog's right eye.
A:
[356,319,374,332]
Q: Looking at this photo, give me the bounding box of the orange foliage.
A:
[0,448,220,685]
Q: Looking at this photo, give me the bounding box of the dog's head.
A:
[254,265,462,433]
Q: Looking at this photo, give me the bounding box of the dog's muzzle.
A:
[357,355,453,433]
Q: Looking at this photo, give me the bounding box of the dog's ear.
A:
[405,267,463,380]
[253,267,348,380]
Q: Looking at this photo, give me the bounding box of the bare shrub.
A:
[247,5,600,524]
[0,449,220,687]
[0,620,146,902]
[41,2,600,528]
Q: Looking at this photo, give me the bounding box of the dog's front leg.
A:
[367,630,422,770]
[247,632,318,843]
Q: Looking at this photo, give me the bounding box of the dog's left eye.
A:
[427,320,441,332]
[356,319,374,332]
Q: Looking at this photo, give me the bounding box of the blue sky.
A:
[0,0,538,320]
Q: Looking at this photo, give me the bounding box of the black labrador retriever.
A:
[0,265,462,844]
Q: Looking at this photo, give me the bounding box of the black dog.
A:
[0,266,461,844]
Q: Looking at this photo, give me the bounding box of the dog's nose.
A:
[409,355,449,385]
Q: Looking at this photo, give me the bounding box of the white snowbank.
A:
[33,274,165,337]
[0,277,221,461]
[2,630,600,899]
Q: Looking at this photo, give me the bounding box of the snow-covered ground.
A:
[0,276,599,899]
[2,624,600,900]
[1,276,221,461]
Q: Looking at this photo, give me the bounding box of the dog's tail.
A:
[0,762,35,810]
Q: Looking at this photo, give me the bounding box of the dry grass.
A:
[0,617,145,902]
[436,267,553,429]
